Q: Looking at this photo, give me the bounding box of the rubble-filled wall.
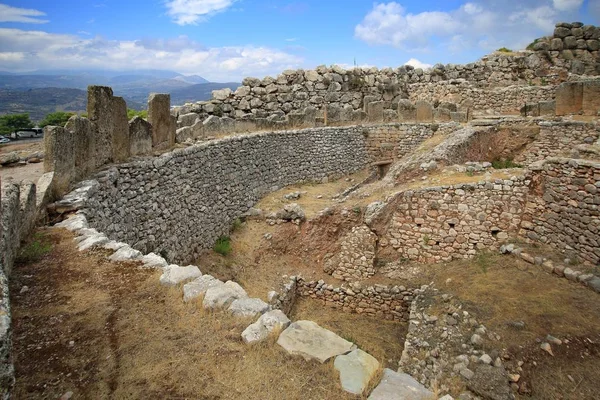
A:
[84,127,370,264]
[1,182,38,400]
[515,121,599,164]
[375,178,529,263]
[521,158,600,265]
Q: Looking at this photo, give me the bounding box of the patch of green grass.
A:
[17,233,52,264]
[214,236,232,256]
[491,159,522,169]
[497,47,513,53]
[475,252,492,273]
[231,218,243,233]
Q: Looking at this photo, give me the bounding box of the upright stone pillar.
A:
[416,100,433,122]
[582,81,600,116]
[87,85,114,167]
[43,126,75,196]
[64,115,95,180]
[148,93,175,150]
[555,82,583,115]
[397,100,416,122]
[111,96,130,162]
[367,101,384,122]
[129,116,153,156]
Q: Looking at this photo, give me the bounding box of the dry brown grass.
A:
[11,228,356,400]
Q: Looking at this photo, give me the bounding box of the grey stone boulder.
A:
[212,88,232,101]
[241,310,291,344]
[275,203,306,221]
[108,245,142,262]
[364,201,385,226]
[77,233,109,251]
[102,241,128,251]
[55,214,88,231]
[183,275,223,302]
[334,349,380,395]
[467,364,514,400]
[277,320,354,363]
[228,297,269,318]
[586,277,600,293]
[159,264,202,286]
[368,368,434,400]
[141,252,168,269]
[203,280,248,310]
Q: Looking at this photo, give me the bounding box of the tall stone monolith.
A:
[87,85,114,167]
[148,93,175,150]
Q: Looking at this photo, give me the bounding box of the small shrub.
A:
[491,158,522,169]
[214,236,232,256]
[352,206,361,215]
[159,249,170,263]
[231,218,243,233]
[422,234,431,246]
[17,233,52,263]
[497,47,513,53]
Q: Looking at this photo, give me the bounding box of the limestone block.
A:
[87,85,114,167]
[555,82,583,115]
[334,349,380,395]
[159,265,202,287]
[277,320,355,363]
[178,112,200,128]
[43,126,75,196]
[111,96,130,162]
[141,252,168,269]
[212,88,232,101]
[398,99,416,121]
[203,281,248,310]
[416,100,434,122]
[129,116,152,156]
[368,369,434,400]
[228,298,270,318]
[582,80,600,115]
[241,310,291,344]
[539,100,556,116]
[148,93,175,149]
[183,275,223,302]
[108,245,142,262]
[64,116,95,180]
[367,101,385,122]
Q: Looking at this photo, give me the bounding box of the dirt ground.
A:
[10,229,357,400]
[0,140,44,188]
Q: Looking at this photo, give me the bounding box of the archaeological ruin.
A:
[1,22,600,400]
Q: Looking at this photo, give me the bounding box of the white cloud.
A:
[404,58,432,70]
[552,0,584,11]
[355,1,585,53]
[0,3,48,24]
[165,0,238,25]
[0,28,302,81]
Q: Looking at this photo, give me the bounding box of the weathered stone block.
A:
[87,85,114,167]
[367,101,384,122]
[111,96,130,162]
[148,93,175,149]
[539,100,556,116]
[43,126,75,196]
[582,80,600,115]
[129,116,152,156]
[65,115,95,179]
[397,99,416,121]
[416,100,433,122]
[555,82,583,115]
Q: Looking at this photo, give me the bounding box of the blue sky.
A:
[0,0,598,81]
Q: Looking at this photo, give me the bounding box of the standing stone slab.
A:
[582,80,600,115]
[277,320,354,363]
[87,85,114,167]
[129,116,152,156]
[368,369,434,400]
[398,100,417,121]
[555,82,583,115]
[111,96,130,162]
[367,101,385,123]
[416,100,434,122]
[43,126,75,196]
[334,349,380,395]
[64,116,95,180]
[148,93,175,150]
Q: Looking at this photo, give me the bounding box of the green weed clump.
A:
[497,47,513,53]
[491,159,522,169]
[17,233,52,263]
[214,236,232,256]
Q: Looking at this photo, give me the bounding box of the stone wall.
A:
[295,277,415,321]
[408,81,556,114]
[556,80,600,115]
[375,177,529,263]
[515,121,599,164]
[521,158,600,265]
[84,126,370,264]
[1,181,38,400]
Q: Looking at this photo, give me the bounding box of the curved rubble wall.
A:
[85,127,370,264]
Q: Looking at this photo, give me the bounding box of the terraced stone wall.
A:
[522,158,600,265]
[84,127,370,264]
[375,178,529,263]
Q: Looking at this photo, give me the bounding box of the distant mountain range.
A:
[0,69,239,122]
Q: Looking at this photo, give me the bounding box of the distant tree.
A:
[39,111,75,128]
[0,113,34,135]
[127,109,148,120]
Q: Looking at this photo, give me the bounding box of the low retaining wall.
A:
[85,127,370,264]
[376,177,529,263]
[522,158,600,265]
[1,181,38,399]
